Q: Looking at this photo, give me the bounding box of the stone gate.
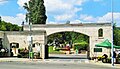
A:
[24,23,112,59]
[0,23,112,59]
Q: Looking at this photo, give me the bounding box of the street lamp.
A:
[111,0,114,66]
[27,22,33,60]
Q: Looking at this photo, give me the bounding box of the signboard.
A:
[27,36,33,42]
[94,48,102,52]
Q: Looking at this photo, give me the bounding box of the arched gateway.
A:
[0,23,112,59]
[24,23,112,59]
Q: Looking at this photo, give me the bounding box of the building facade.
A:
[0,23,112,59]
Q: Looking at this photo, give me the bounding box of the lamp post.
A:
[27,22,33,60]
[29,22,33,60]
[111,0,114,66]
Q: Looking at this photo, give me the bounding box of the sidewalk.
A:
[89,60,120,68]
[0,57,89,63]
[0,57,120,68]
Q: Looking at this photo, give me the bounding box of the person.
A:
[102,54,108,59]
[113,51,116,58]
[101,54,108,63]
[113,51,116,63]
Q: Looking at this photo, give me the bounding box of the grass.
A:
[48,46,64,54]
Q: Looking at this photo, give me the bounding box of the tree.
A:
[23,0,47,24]
[66,20,70,24]
[0,25,6,31]
[0,20,21,31]
[0,16,1,23]
[113,24,120,46]
[21,21,24,31]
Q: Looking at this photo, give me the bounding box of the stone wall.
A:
[0,31,46,58]
[0,23,112,59]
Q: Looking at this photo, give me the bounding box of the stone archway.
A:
[24,23,112,59]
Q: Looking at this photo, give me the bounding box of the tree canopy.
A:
[0,20,22,31]
[23,0,47,24]
[47,31,89,50]
[113,24,120,46]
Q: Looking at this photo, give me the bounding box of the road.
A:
[0,62,118,69]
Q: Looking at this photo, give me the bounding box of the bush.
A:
[17,48,29,58]
[97,56,102,61]
[55,49,60,51]
[118,54,120,58]
[74,43,88,50]
[102,58,111,63]
[17,54,22,58]
[116,58,120,64]
[102,59,107,63]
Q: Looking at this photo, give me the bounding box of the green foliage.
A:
[0,25,6,31]
[113,23,120,46]
[49,46,63,54]
[0,16,1,23]
[17,48,29,58]
[47,31,89,45]
[102,58,112,63]
[0,21,22,31]
[47,31,89,50]
[74,42,88,50]
[23,0,47,24]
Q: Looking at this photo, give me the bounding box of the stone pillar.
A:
[41,31,47,59]
[89,36,96,59]
[89,36,93,58]
[41,43,45,59]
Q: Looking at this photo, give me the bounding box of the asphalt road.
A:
[0,62,118,69]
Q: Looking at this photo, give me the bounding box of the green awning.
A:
[95,39,120,49]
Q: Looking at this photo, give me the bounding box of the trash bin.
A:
[29,52,34,58]
[76,49,78,54]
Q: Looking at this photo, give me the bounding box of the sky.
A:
[0,0,120,26]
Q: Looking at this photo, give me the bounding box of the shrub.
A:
[116,58,120,64]
[102,58,111,63]
[97,56,102,61]
[17,48,29,58]
[17,54,22,58]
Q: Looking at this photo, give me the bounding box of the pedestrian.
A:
[113,51,116,63]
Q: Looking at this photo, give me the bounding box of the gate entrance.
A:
[47,31,89,59]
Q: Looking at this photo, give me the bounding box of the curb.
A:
[42,59,90,63]
[0,59,89,63]
[89,61,120,68]
[0,58,119,68]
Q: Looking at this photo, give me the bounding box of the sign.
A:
[27,36,33,42]
[94,48,102,52]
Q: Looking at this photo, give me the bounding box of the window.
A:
[32,44,35,47]
[0,38,3,49]
[98,28,103,37]
[94,48,102,52]
[10,43,19,48]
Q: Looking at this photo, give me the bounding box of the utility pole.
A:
[29,22,33,60]
[111,0,114,66]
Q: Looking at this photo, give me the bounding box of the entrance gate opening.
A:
[47,31,89,59]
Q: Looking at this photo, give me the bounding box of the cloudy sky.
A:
[0,0,120,26]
